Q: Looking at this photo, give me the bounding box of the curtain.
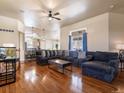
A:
[83,32,87,51]
[68,35,71,50]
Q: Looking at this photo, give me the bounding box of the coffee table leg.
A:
[62,67,64,74]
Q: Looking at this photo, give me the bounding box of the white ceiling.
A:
[0,0,124,28]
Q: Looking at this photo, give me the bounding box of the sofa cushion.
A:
[42,50,46,57]
[64,50,69,57]
[82,61,115,74]
[94,51,118,62]
[52,50,55,56]
[105,52,118,60]
[69,51,78,58]
[58,50,63,56]
[50,50,55,57]
[93,52,108,62]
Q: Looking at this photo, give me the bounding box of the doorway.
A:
[69,29,87,51]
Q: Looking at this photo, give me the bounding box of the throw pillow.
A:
[47,51,50,57]
[78,51,86,59]
[55,50,58,56]
[42,51,46,57]
[58,50,63,56]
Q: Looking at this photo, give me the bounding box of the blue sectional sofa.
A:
[81,51,119,83]
[36,50,94,66]
[36,50,80,66]
[36,50,119,82]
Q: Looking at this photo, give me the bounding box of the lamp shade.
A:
[116,44,124,50]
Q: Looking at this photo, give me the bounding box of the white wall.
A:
[61,13,109,51]
[0,16,19,48]
[0,16,25,61]
[109,12,124,51]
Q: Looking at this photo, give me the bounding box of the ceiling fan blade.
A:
[26,9,47,14]
[54,12,60,16]
[52,16,61,20]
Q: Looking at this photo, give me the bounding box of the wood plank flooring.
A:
[0,61,124,93]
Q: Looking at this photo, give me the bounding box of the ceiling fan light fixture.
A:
[48,17,52,21]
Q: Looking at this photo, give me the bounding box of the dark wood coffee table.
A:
[48,59,72,74]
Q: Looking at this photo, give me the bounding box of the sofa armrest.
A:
[81,58,90,62]
[87,55,93,60]
[78,56,93,65]
[108,59,119,68]
[78,55,93,62]
[84,55,93,61]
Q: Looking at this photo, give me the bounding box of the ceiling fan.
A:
[19,9,61,21]
[43,10,61,21]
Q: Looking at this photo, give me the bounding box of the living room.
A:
[0,0,124,93]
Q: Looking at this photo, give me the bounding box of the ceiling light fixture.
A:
[48,17,52,21]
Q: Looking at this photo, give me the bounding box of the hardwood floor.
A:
[0,61,124,93]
